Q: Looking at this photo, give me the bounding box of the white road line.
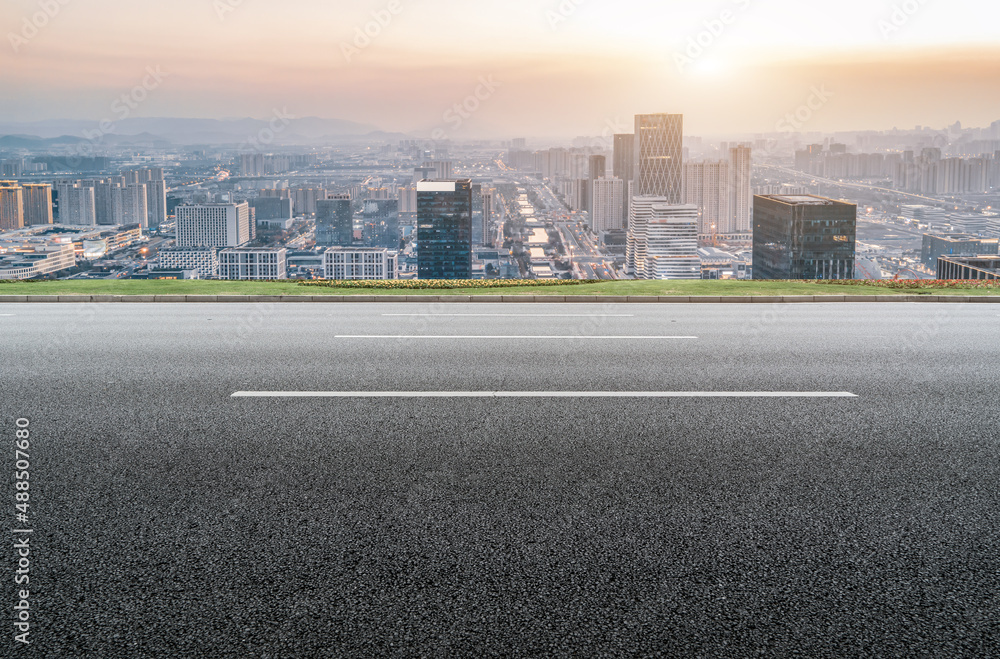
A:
[335,335,695,340]
[0,314,14,317]
[382,314,635,318]
[232,391,858,399]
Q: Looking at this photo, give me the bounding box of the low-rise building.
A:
[921,233,999,268]
[937,255,1000,280]
[0,243,76,279]
[218,247,287,280]
[324,247,398,280]
[157,247,219,279]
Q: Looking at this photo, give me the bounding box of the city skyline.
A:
[2,1,1000,137]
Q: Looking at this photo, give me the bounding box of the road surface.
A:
[2,303,999,657]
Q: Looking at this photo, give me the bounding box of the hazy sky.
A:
[2,0,999,138]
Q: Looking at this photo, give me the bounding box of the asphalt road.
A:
[2,303,1000,658]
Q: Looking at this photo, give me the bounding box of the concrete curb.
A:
[2,294,999,304]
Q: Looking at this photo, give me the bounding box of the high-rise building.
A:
[124,168,167,228]
[116,184,149,227]
[591,178,625,234]
[752,195,857,280]
[481,187,495,248]
[585,155,606,215]
[613,134,635,182]
[626,197,700,279]
[683,161,731,237]
[362,198,400,249]
[417,179,473,280]
[613,134,635,227]
[633,114,683,202]
[290,188,327,216]
[729,144,753,235]
[316,194,354,247]
[0,181,25,231]
[22,183,54,226]
[175,202,252,248]
[422,161,453,179]
[54,183,96,226]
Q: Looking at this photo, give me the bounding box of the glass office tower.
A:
[752,195,857,280]
[417,179,473,279]
[315,194,354,247]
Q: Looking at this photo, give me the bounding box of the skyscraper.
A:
[633,114,683,202]
[683,161,731,237]
[22,184,54,226]
[613,134,635,228]
[417,179,473,280]
[315,194,354,247]
[613,134,635,182]
[591,178,625,234]
[0,181,25,230]
[176,202,252,248]
[753,195,856,280]
[481,187,495,248]
[729,144,753,235]
[627,197,700,279]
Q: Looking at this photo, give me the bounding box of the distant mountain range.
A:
[0,116,407,147]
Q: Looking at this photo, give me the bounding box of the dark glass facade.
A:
[315,195,353,247]
[417,179,472,279]
[362,198,400,249]
[752,195,857,280]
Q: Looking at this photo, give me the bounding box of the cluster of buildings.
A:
[794,145,1000,195]
[505,128,753,244]
[0,223,145,279]
[0,168,168,230]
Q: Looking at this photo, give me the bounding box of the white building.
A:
[591,177,625,233]
[176,203,252,248]
[219,247,287,280]
[324,248,398,280]
[158,247,219,279]
[627,197,700,279]
[0,243,76,279]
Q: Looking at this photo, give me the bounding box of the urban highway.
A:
[2,303,999,657]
